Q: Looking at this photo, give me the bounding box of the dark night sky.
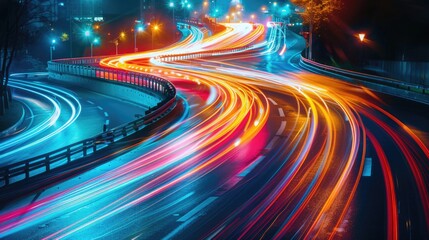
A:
[102,0,429,60]
[337,0,429,60]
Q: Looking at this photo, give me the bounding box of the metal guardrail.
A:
[0,60,177,188]
[300,56,429,95]
[153,45,256,63]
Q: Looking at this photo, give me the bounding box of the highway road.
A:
[0,73,148,165]
[0,23,428,239]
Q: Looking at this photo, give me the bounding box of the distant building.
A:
[139,0,154,22]
[48,0,103,23]
[74,0,103,22]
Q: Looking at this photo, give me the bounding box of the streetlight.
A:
[113,32,126,55]
[169,2,175,24]
[84,29,93,57]
[168,2,177,39]
[50,39,56,61]
[202,1,208,19]
[358,33,365,42]
[358,33,366,66]
[134,21,144,52]
[91,37,99,57]
[152,25,159,49]
[184,3,191,18]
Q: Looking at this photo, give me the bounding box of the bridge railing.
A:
[152,43,257,64]
[0,60,177,188]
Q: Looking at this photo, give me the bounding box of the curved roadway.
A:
[0,74,148,165]
[0,23,428,240]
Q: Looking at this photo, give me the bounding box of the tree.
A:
[291,0,341,59]
[0,0,53,115]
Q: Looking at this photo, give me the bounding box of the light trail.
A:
[0,22,428,240]
[0,79,81,163]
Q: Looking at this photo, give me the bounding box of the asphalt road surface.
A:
[0,23,427,239]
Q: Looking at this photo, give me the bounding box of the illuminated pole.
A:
[203,1,208,18]
[186,3,191,19]
[358,33,365,67]
[134,22,144,52]
[169,2,175,24]
[152,25,159,49]
[168,2,176,39]
[134,30,137,52]
[50,39,56,61]
[91,38,99,57]
[84,30,91,57]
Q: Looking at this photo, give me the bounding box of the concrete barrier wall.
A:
[49,72,161,108]
[367,60,429,87]
[300,57,429,105]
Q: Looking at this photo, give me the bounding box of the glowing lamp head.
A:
[84,30,91,37]
[358,33,365,42]
[137,26,144,32]
[169,2,174,7]
[51,39,56,44]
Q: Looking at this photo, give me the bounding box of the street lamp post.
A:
[91,38,99,57]
[152,25,159,49]
[115,40,119,55]
[84,30,92,57]
[169,2,176,39]
[169,2,175,24]
[134,23,144,52]
[134,30,137,52]
[50,39,56,61]
[358,33,366,67]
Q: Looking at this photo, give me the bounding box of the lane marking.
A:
[104,112,109,117]
[207,225,226,240]
[362,157,372,177]
[268,98,278,106]
[97,106,103,111]
[265,136,279,150]
[162,215,199,240]
[278,108,285,117]
[276,121,287,135]
[237,156,265,177]
[177,197,218,222]
[87,100,94,105]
